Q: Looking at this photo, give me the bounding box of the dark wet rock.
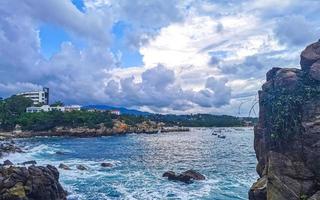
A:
[20,160,37,165]
[3,159,13,166]
[0,165,67,200]
[175,174,193,184]
[181,170,206,180]
[58,163,71,170]
[0,142,23,156]
[249,40,320,200]
[76,164,87,171]
[163,170,205,184]
[101,162,113,167]
[55,151,67,155]
[163,171,176,178]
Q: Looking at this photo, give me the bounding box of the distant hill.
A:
[82,105,151,116]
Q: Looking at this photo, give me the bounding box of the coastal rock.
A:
[101,162,113,167]
[59,163,71,170]
[0,165,67,200]
[0,142,23,156]
[56,151,67,155]
[250,40,320,200]
[249,176,267,200]
[3,159,13,166]
[309,61,320,81]
[163,170,205,184]
[20,160,37,165]
[163,171,176,178]
[309,191,320,200]
[266,67,281,81]
[300,40,320,71]
[76,164,87,171]
[181,170,206,180]
[273,68,301,90]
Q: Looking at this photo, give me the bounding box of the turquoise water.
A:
[3,127,257,200]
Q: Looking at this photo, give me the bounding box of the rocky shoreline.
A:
[0,141,67,200]
[0,126,190,140]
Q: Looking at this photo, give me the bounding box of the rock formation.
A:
[101,163,113,167]
[0,142,23,157]
[163,169,205,184]
[0,165,67,200]
[249,40,320,199]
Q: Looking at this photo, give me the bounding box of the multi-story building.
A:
[17,87,49,105]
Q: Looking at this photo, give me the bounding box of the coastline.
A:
[0,126,191,139]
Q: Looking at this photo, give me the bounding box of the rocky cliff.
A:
[249,40,320,200]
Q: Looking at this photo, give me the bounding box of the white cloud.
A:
[0,0,318,115]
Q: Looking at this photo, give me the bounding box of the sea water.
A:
[2,127,257,200]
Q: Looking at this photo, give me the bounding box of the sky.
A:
[0,0,319,116]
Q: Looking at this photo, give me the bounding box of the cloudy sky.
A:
[0,0,319,116]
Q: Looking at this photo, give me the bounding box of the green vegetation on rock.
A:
[263,72,320,145]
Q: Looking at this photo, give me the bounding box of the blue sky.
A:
[0,0,319,115]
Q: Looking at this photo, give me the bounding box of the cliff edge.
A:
[249,40,320,200]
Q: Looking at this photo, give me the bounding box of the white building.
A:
[17,87,49,105]
[26,105,81,113]
[110,110,121,115]
[26,105,65,113]
[64,105,82,112]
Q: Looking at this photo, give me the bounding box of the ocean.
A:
[2,127,257,200]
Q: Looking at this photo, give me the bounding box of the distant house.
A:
[17,87,49,105]
[110,110,121,115]
[64,105,81,112]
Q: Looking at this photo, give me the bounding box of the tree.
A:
[5,95,33,115]
[0,95,33,131]
[50,101,64,107]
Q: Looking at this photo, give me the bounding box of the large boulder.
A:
[181,170,206,180]
[20,160,37,165]
[301,40,320,71]
[0,165,67,200]
[162,170,205,184]
[0,142,23,156]
[309,61,320,81]
[273,68,302,91]
[3,159,13,166]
